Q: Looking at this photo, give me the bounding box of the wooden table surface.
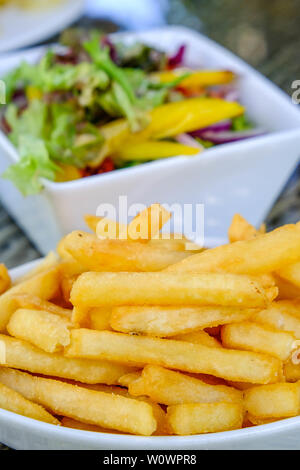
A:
[0,0,300,449]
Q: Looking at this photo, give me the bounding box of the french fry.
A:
[57,239,85,276]
[170,330,222,347]
[228,214,265,243]
[65,330,281,384]
[278,263,300,289]
[0,368,156,436]
[166,223,300,274]
[128,365,243,405]
[221,321,297,361]
[0,382,59,425]
[61,275,77,305]
[71,272,268,308]
[274,274,300,300]
[72,305,90,326]
[80,382,169,435]
[148,236,203,252]
[110,305,257,337]
[63,231,189,272]
[246,414,277,426]
[244,383,299,419]
[0,264,11,294]
[13,252,59,284]
[0,334,134,384]
[84,215,103,233]
[85,213,197,252]
[62,416,117,433]
[0,266,60,332]
[7,309,72,353]
[85,215,128,241]
[118,371,142,388]
[90,307,112,331]
[167,402,244,435]
[252,301,300,339]
[128,203,171,241]
[283,361,300,382]
[96,218,128,240]
[13,294,72,319]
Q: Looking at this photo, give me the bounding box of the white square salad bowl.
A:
[0,26,300,253]
[0,260,299,450]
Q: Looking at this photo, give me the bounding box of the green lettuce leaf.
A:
[2,135,59,195]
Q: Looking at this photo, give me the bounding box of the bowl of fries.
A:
[0,204,300,449]
[0,26,300,253]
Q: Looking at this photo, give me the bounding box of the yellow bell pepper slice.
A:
[117,141,201,162]
[93,98,244,167]
[25,86,42,102]
[153,69,235,89]
[55,164,82,182]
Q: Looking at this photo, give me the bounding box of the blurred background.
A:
[0,0,300,269]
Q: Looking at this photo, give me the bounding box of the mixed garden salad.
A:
[0,29,265,195]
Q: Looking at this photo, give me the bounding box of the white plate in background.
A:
[0,0,84,53]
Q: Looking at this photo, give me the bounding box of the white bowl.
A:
[0,259,300,450]
[0,26,300,253]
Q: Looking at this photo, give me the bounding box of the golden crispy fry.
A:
[128,365,242,405]
[278,263,300,289]
[118,371,142,388]
[57,240,85,276]
[166,223,300,274]
[84,215,102,233]
[89,307,112,331]
[61,275,77,305]
[110,305,257,337]
[63,231,189,272]
[283,361,300,382]
[13,294,72,319]
[71,272,268,309]
[221,321,296,361]
[228,214,261,243]
[85,215,128,241]
[0,381,59,425]
[0,264,11,294]
[128,203,171,241]
[62,416,119,433]
[85,214,198,251]
[65,329,281,384]
[0,266,60,332]
[167,402,244,435]
[96,218,128,240]
[244,383,299,419]
[148,236,203,252]
[14,252,59,284]
[0,334,134,384]
[0,368,156,436]
[170,330,222,347]
[7,309,72,353]
[246,414,277,426]
[72,305,90,326]
[252,301,300,339]
[80,382,169,435]
[274,274,300,300]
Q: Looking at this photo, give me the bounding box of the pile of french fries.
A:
[1,205,300,436]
